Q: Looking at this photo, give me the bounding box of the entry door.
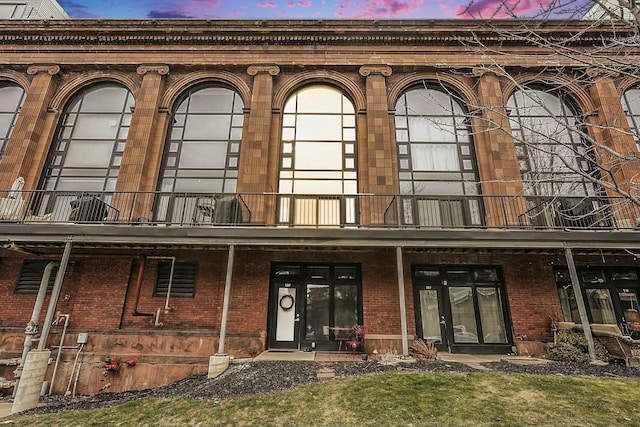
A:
[415,286,449,351]
[270,282,302,350]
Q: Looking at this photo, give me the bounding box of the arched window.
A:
[508,85,601,228]
[395,84,481,226]
[156,84,244,223]
[508,86,595,197]
[38,83,133,220]
[0,82,25,159]
[622,85,640,152]
[278,85,357,225]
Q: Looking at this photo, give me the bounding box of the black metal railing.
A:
[1,190,640,231]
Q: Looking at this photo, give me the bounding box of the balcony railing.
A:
[1,190,640,230]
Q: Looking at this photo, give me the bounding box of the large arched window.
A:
[508,86,595,197]
[278,85,357,225]
[622,85,640,152]
[395,84,481,226]
[508,85,601,228]
[0,82,25,159]
[156,84,244,223]
[39,83,133,220]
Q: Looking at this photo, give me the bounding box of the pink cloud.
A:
[455,0,552,18]
[286,1,313,8]
[334,0,425,19]
[258,1,278,8]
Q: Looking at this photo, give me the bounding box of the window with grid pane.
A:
[508,85,596,197]
[0,83,25,160]
[622,86,640,153]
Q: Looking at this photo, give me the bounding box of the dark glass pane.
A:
[474,268,498,282]
[335,266,357,280]
[305,284,330,341]
[612,270,638,281]
[274,265,301,277]
[581,270,606,284]
[334,284,358,328]
[307,266,330,279]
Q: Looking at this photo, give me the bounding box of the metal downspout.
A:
[396,246,409,356]
[564,247,597,362]
[38,238,73,350]
[217,244,235,355]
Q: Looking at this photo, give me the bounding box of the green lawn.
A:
[4,371,640,427]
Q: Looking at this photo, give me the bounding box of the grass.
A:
[4,371,640,426]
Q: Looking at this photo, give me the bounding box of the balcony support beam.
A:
[564,247,598,362]
[396,246,409,356]
[217,244,235,355]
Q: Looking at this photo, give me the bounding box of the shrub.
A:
[547,330,609,363]
[409,339,439,360]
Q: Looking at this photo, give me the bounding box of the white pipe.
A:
[65,343,84,396]
[48,314,69,395]
[38,239,73,350]
[217,244,235,355]
[147,256,176,312]
[165,257,175,311]
[154,307,163,327]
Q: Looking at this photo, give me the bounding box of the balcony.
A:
[1,190,639,231]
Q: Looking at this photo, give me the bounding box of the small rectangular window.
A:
[154,262,197,298]
[15,261,58,295]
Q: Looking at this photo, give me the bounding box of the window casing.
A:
[395,85,482,226]
[0,83,25,159]
[622,86,640,152]
[278,85,358,225]
[156,85,244,222]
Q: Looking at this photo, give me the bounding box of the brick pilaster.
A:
[587,74,640,196]
[114,65,168,220]
[238,64,280,193]
[473,68,525,226]
[359,65,396,194]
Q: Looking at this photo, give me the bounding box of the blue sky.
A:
[58,0,590,20]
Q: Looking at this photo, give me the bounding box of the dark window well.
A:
[154,262,197,298]
[15,260,58,294]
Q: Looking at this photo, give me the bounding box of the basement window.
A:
[154,262,197,298]
[14,260,58,294]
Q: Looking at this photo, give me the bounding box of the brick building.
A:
[0,18,639,394]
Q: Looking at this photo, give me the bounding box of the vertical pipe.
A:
[48,314,69,395]
[217,244,235,355]
[396,246,409,356]
[38,238,73,350]
[164,257,175,311]
[564,247,597,362]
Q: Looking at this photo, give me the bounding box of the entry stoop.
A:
[208,354,230,378]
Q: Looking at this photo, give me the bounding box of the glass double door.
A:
[413,266,512,354]
[268,264,361,351]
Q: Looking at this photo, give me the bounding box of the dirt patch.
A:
[8,358,640,416]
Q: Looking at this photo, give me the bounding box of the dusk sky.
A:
[58,0,590,20]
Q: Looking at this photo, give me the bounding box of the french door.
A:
[413,266,513,354]
[268,263,361,351]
